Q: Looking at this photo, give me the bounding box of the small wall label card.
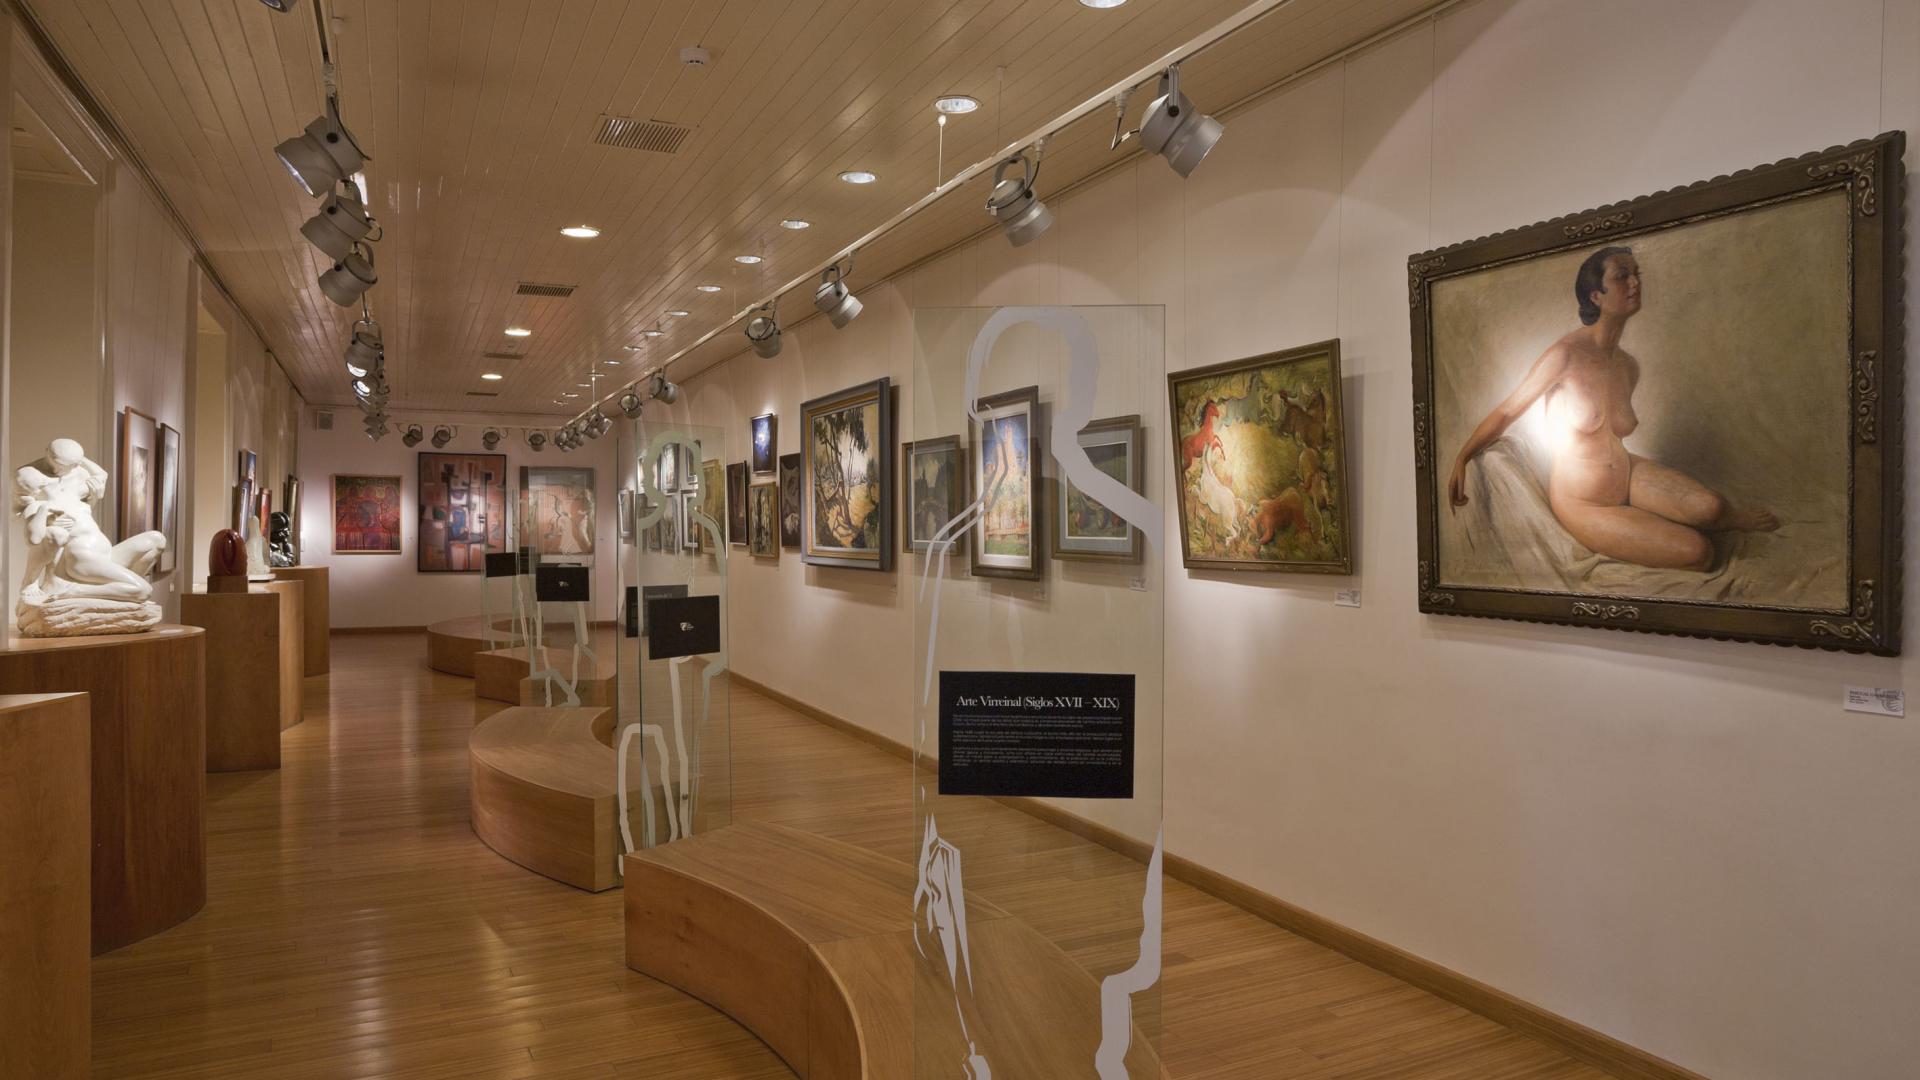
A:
[534,564,589,603]
[938,671,1134,799]
[648,595,720,659]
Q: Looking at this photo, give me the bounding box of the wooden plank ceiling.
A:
[22,0,1437,418]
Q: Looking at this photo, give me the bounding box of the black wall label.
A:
[640,584,690,637]
[535,564,590,603]
[623,586,640,638]
[648,595,720,659]
[484,552,518,578]
[938,671,1134,799]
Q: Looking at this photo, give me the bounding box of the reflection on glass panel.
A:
[911,306,1166,1077]
[615,420,732,859]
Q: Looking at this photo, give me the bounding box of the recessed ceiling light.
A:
[624,344,644,351]
[933,96,979,115]
[696,284,723,293]
[1078,0,1128,7]
[563,392,580,398]
[559,224,601,238]
[780,219,811,230]
[665,309,690,317]
[734,255,763,265]
[605,358,622,364]
[838,170,877,185]
[576,383,591,388]
[642,329,664,337]
[481,372,504,381]
[504,326,532,337]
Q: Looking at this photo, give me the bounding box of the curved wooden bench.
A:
[474,645,618,707]
[427,615,523,677]
[469,706,622,891]
[624,821,1163,1078]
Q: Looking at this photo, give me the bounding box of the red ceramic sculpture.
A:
[209,528,247,579]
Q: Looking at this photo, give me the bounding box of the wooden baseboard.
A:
[726,671,1706,1080]
[332,625,428,635]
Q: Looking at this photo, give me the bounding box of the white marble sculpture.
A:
[14,438,166,637]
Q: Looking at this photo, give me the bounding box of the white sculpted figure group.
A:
[14,438,165,637]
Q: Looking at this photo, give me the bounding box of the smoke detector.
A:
[679,45,711,68]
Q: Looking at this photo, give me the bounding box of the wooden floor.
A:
[91,634,1607,1079]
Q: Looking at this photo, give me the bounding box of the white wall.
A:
[296,408,622,628]
[655,1,1920,1076]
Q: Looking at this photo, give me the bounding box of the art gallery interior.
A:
[0,0,1915,1077]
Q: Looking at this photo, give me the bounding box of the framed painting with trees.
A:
[800,377,893,571]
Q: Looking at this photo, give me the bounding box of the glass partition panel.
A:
[616,418,732,859]
[518,463,598,706]
[910,305,1166,1077]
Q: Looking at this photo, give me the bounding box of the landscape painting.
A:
[727,462,749,545]
[1169,342,1350,574]
[903,435,965,555]
[1410,133,1904,653]
[333,474,402,553]
[696,458,725,553]
[1054,415,1143,562]
[778,452,802,548]
[417,452,507,572]
[801,376,892,570]
[748,483,778,558]
[520,466,595,556]
[970,386,1040,580]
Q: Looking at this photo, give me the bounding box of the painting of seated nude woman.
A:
[1412,134,1903,654]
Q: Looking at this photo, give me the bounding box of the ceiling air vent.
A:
[515,282,576,298]
[591,115,694,155]
[466,391,500,398]
[482,351,526,361]
[314,409,335,431]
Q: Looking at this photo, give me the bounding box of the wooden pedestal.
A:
[272,565,330,676]
[0,693,90,1079]
[0,626,206,955]
[183,584,302,772]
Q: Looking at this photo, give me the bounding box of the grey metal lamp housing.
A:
[301,185,375,261]
[431,424,456,449]
[813,267,862,329]
[985,152,1052,247]
[275,99,368,198]
[319,245,377,307]
[527,430,547,452]
[482,428,503,450]
[1138,65,1223,178]
[345,319,382,378]
[401,424,424,447]
[618,389,644,418]
[746,306,782,358]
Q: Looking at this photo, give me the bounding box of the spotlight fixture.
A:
[352,371,389,407]
[431,424,456,449]
[695,284,723,293]
[363,414,389,441]
[779,219,811,230]
[1138,64,1224,178]
[504,326,532,338]
[559,224,601,238]
[300,184,375,261]
[933,95,979,115]
[275,98,368,199]
[527,430,548,452]
[648,371,680,404]
[745,303,782,358]
[482,428,504,450]
[813,265,862,329]
[734,255,763,265]
[586,410,611,439]
[345,319,382,378]
[838,170,877,185]
[401,423,425,447]
[618,389,644,418]
[985,148,1053,247]
[318,244,377,307]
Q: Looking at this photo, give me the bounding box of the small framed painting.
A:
[1053,415,1144,563]
[617,489,636,542]
[748,483,779,558]
[778,452,802,548]
[696,458,726,553]
[655,443,680,493]
[727,461,750,545]
[902,435,967,555]
[970,385,1042,581]
[117,407,159,543]
[801,377,893,571]
[750,412,777,475]
[156,422,182,574]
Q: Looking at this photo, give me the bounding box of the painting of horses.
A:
[1169,342,1351,574]
[1410,134,1904,653]
[801,377,892,571]
[970,385,1042,580]
[332,474,402,553]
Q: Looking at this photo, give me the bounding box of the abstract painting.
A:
[1169,342,1350,574]
[118,407,158,542]
[903,435,966,555]
[801,377,892,570]
[1411,133,1903,653]
[751,412,777,475]
[748,483,778,558]
[1054,415,1144,562]
[778,452,802,548]
[727,462,749,546]
[970,385,1040,580]
[332,474,402,553]
[417,452,507,572]
[520,466,595,555]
